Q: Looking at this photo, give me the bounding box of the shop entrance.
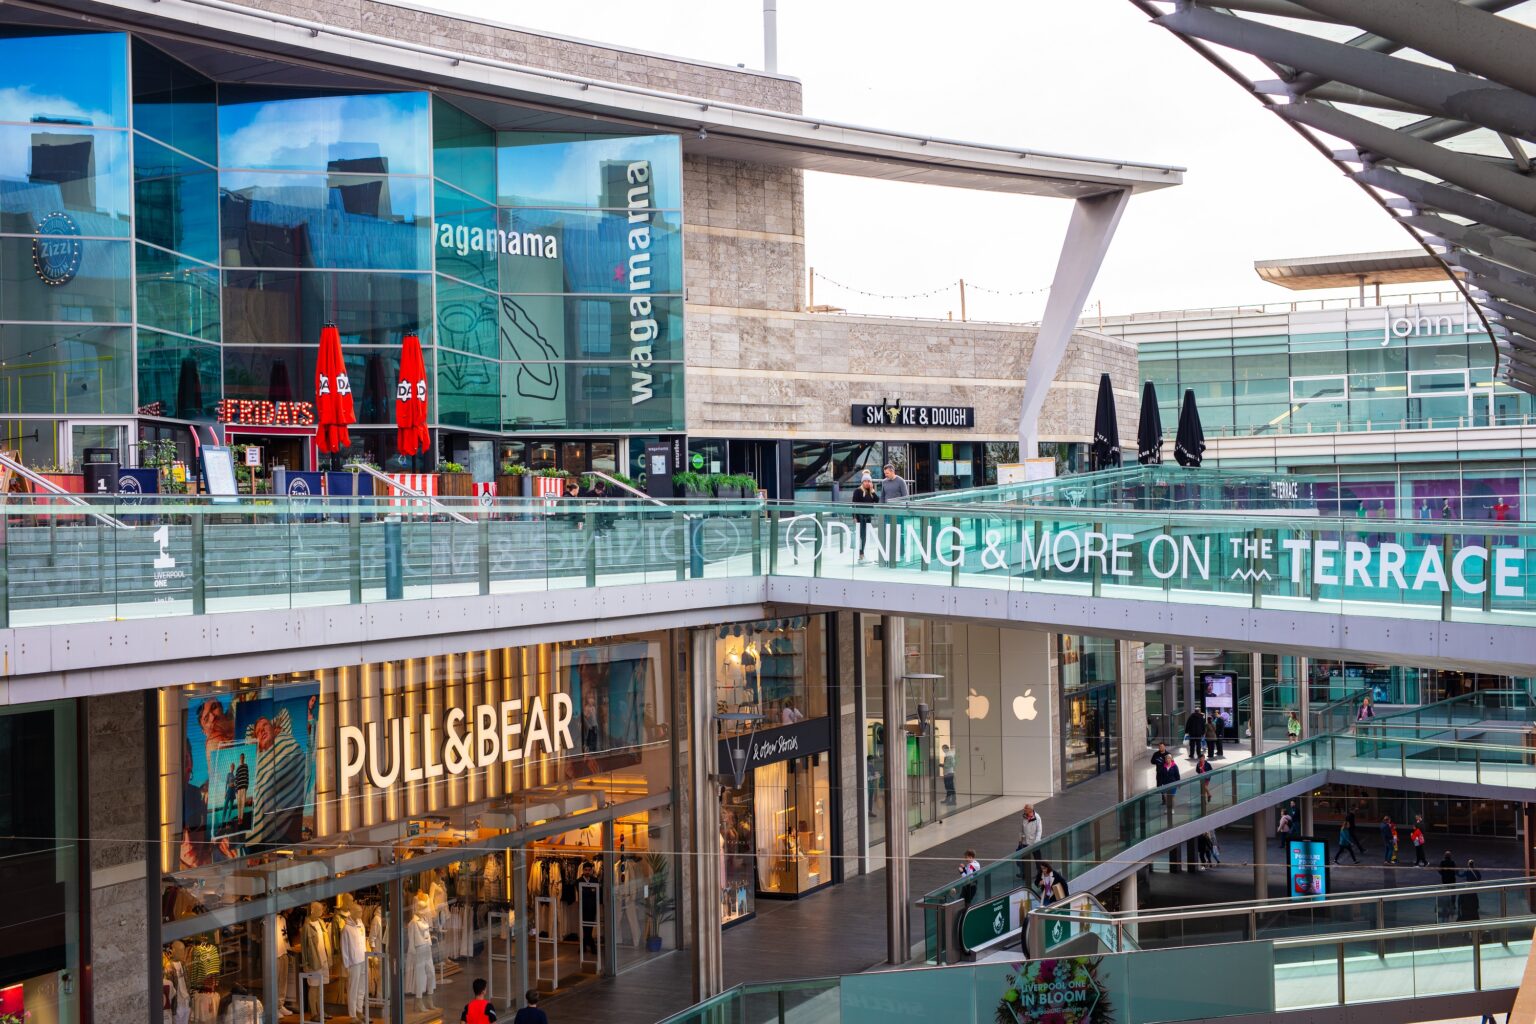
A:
[225,429,313,474]
[1063,684,1117,788]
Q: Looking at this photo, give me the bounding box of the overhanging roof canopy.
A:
[1132,0,1536,394]
[20,0,1183,200]
[1255,249,1451,290]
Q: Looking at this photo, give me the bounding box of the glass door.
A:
[1063,685,1116,788]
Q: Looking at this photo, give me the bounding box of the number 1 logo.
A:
[153,525,176,570]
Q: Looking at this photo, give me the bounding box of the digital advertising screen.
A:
[1202,672,1236,712]
[1288,837,1328,901]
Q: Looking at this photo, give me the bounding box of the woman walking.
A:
[851,473,880,562]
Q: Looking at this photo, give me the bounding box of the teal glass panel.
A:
[0,31,128,127]
[218,88,430,175]
[433,179,497,290]
[131,39,216,163]
[221,344,420,425]
[0,322,131,415]
[1348,340,1406,375]
[495,207,682,294]
[1232,402,1291,434]
[495,293,682,361]
[0,235,131,322]
[496,132,681,208]
[432,97,494,203]
[1235,377,1288,400]
[136,243,220,341]
[136,327,220,420]
[436,275,497,358]
[1407,343,1471,370]
[502,360,683,431]
[133,136,217,263]
[221,269,431,346]
[0,124,131,236]
[437,347,500,431]
[219,171,431,270]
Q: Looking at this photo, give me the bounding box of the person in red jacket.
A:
[462,978,497,1024]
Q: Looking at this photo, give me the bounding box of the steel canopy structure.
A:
[1130,0,1536,395]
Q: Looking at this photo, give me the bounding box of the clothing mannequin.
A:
[405,906,436,1011]
[339,905,369,1020]
[428,870,448,929]
[189,981,219,1024]
[163,945,190,1024]
[274,910,297,1016]
[301,901,331,1017]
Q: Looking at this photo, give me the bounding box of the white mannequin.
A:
[339,905,369,1020]
[406,906,436,1011]
[166,942,191,1024]
[302,901,331,1017]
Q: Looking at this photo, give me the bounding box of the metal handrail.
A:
[0,451,131,530]
[1270,913,1536,949]
[584,470,666,507]
[343,463,473,525]
[1033,876,1535,929]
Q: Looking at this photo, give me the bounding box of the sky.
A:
[415,0,1428,322]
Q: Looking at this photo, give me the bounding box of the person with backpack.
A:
[1276,807,1294,854]
[462,979,497,1024]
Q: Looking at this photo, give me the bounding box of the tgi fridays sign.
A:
[339,696,574,796]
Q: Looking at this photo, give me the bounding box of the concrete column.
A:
[1297,655,1310,739]
[1250,651,1263,758]
[1182,646,1196,718]
[86,692,151,1024]
[1120,869,1140,948]
[687,629,724,999]
[1301,795,1315,839]
[882,615,911,965]
[1253,811,1269,900]
[1117,641,1147,801]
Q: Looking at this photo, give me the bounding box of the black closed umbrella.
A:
[1136,379,1163,465]
[1090,373,1121,471]
[176,356,203,419]
[1174,388,1206,468]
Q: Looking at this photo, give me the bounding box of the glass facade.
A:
[0,27,683,472]
[1131,300,1536,439]
[156,632,678,1020]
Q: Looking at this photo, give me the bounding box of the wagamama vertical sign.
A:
[339,695,574,796]
[626,160,659,406]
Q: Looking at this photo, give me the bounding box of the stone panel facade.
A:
[86,692,150,1022]
[227,0,802,112]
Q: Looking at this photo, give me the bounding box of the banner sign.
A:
[852,402,973,429]
[716,716,832,777]
[1289,837,1328,901]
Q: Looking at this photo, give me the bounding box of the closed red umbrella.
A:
[395,333,430,456]
[314,323,356,454]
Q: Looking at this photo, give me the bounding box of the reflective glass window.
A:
[219,171,431,270]
[0,235,131,323]
[0,323,131,415]
[221,269,431,346]
[1407,343,1472,371]
[136,327,219,420]
[436,275,497,359]
[497,207,681,294]
[495,293,682,362]
[433,180,497,290]
[136,244,220,342]
[438,348,500,431]
[0,125,131,236]
[0,31,128,128]
[432,97,494,203]
[131,39,216,163]
[225,348,423,426]
[496,132,681,209]
[217,88,430,175]
[133,137,217,263]
[501,361,683,431]
[1291,376,1346,401]
[1231,402,1291,435]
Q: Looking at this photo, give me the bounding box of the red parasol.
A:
[314,323,356,454]
[394,333,430,457]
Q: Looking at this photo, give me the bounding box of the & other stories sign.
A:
[717,716,831,778]
[852,401,973,429]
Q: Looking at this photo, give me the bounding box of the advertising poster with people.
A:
[563,640,659,776]
[180,681,319,868]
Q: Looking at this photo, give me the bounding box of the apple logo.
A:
[1012,689,1039,722]
[965,688,990,720]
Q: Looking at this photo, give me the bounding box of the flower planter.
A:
[437,472,474,498]
[714,486,743,500]
[495,474,524,500]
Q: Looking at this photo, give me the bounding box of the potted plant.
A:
[437,460,473,497]
[135,438,186,494]
[671,471,710,499]
[533,467,569,498]
[35,460,84,493]
[641,853,675,953]
[497,461,529,499]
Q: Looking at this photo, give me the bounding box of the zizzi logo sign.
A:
[1380,304,1475,347]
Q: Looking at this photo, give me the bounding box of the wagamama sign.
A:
[339,695,574,796]
[786,518,1530,599]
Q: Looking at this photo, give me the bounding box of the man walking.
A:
[879,463,909,502]
[940,744,957,806]
[1184,707,1207,761]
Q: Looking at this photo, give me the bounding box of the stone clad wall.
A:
[226,0,802,112]
[86,692,150,1022]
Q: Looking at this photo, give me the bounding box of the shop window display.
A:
[713,616,828,738]
[156,633,677,1021]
